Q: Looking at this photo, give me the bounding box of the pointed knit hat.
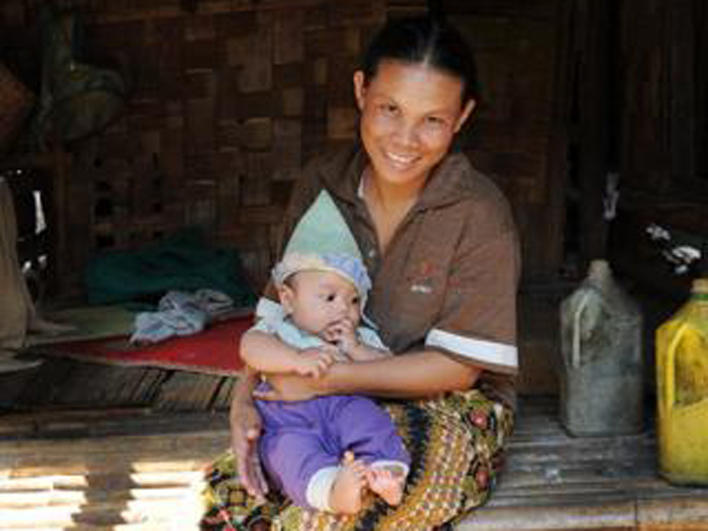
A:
[272,190,371,306]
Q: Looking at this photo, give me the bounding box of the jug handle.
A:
[572,292,592,368]
[664,323,689,410]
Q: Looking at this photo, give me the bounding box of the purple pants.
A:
[255,390,410,509]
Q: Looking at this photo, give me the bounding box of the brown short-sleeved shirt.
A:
[258,144,521,408]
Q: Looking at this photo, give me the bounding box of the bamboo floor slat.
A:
[0,359,227,413]
[0,410,229,529]
[153,372,225,412]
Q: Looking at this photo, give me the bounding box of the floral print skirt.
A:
[201,389,514,531]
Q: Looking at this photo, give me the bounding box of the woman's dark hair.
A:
[360,15,479,103]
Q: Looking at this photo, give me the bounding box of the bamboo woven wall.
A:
[2,0,388,296]
[2,0,566,298]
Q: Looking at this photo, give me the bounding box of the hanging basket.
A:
[0,62,35,155]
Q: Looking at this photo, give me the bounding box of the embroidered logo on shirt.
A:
[411,284,433,294]
[409,261,435,295]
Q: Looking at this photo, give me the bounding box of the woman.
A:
[202,14,520,530]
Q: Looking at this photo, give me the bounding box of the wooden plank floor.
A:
[0,409,229,529]
[460,397,708,531]
[1,390,707,530]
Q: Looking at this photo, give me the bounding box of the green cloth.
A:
[85,229,256,307]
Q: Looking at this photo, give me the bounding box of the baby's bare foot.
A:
[366,466,405,506]
[329,452,367,515]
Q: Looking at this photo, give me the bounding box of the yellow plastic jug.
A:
[656,278,708,485]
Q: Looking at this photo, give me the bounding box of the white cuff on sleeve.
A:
[426,328,518,369]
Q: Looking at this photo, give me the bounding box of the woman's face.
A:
[353,60,475,189]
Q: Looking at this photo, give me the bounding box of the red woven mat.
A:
[34,314,253,375]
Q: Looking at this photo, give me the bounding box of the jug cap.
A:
[588,259,611,280]
[692,278,708,294]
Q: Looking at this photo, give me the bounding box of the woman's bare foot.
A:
[366,466,405,506]
[328,451,367,515]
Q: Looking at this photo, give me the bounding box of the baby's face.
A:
[280,270,362,338]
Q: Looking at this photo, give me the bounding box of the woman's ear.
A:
[353,70,367,111]
[454,99,476,133]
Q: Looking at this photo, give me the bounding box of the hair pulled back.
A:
[360,14,479,103]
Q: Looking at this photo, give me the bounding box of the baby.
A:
[240,251,410,514]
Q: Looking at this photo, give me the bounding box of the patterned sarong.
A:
[201,389,513,531]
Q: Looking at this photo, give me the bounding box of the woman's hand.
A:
[253,371,322,402]
[230,377,269,500]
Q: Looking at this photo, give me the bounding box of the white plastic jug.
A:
[559,260,644,436]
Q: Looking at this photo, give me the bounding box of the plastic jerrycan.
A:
[656,278,708,485]
[559,260,644,436]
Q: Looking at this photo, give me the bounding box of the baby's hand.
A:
[324,319,359,355]
[294,346,337,378]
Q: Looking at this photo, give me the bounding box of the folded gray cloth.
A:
[130,289,233,344]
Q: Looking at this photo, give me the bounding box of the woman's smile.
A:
[384,151,419,167]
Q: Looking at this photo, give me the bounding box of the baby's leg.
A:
[333,397,410,466]
[328,451,367,515]
[330,397,410,506]
[366,464,407,506]
[260,430,339,510]
[263,431,368,514]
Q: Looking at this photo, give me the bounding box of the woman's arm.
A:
[256,349,481,401]
[327,350,479,397]
[241,329,335,378]
[229,367,269,499]
[346,342,391,362]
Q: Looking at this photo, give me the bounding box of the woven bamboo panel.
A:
[1,0,386,296]
[2,0,568,295]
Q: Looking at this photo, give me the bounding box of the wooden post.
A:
[49,143,70,297]
[575,0,614,268]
